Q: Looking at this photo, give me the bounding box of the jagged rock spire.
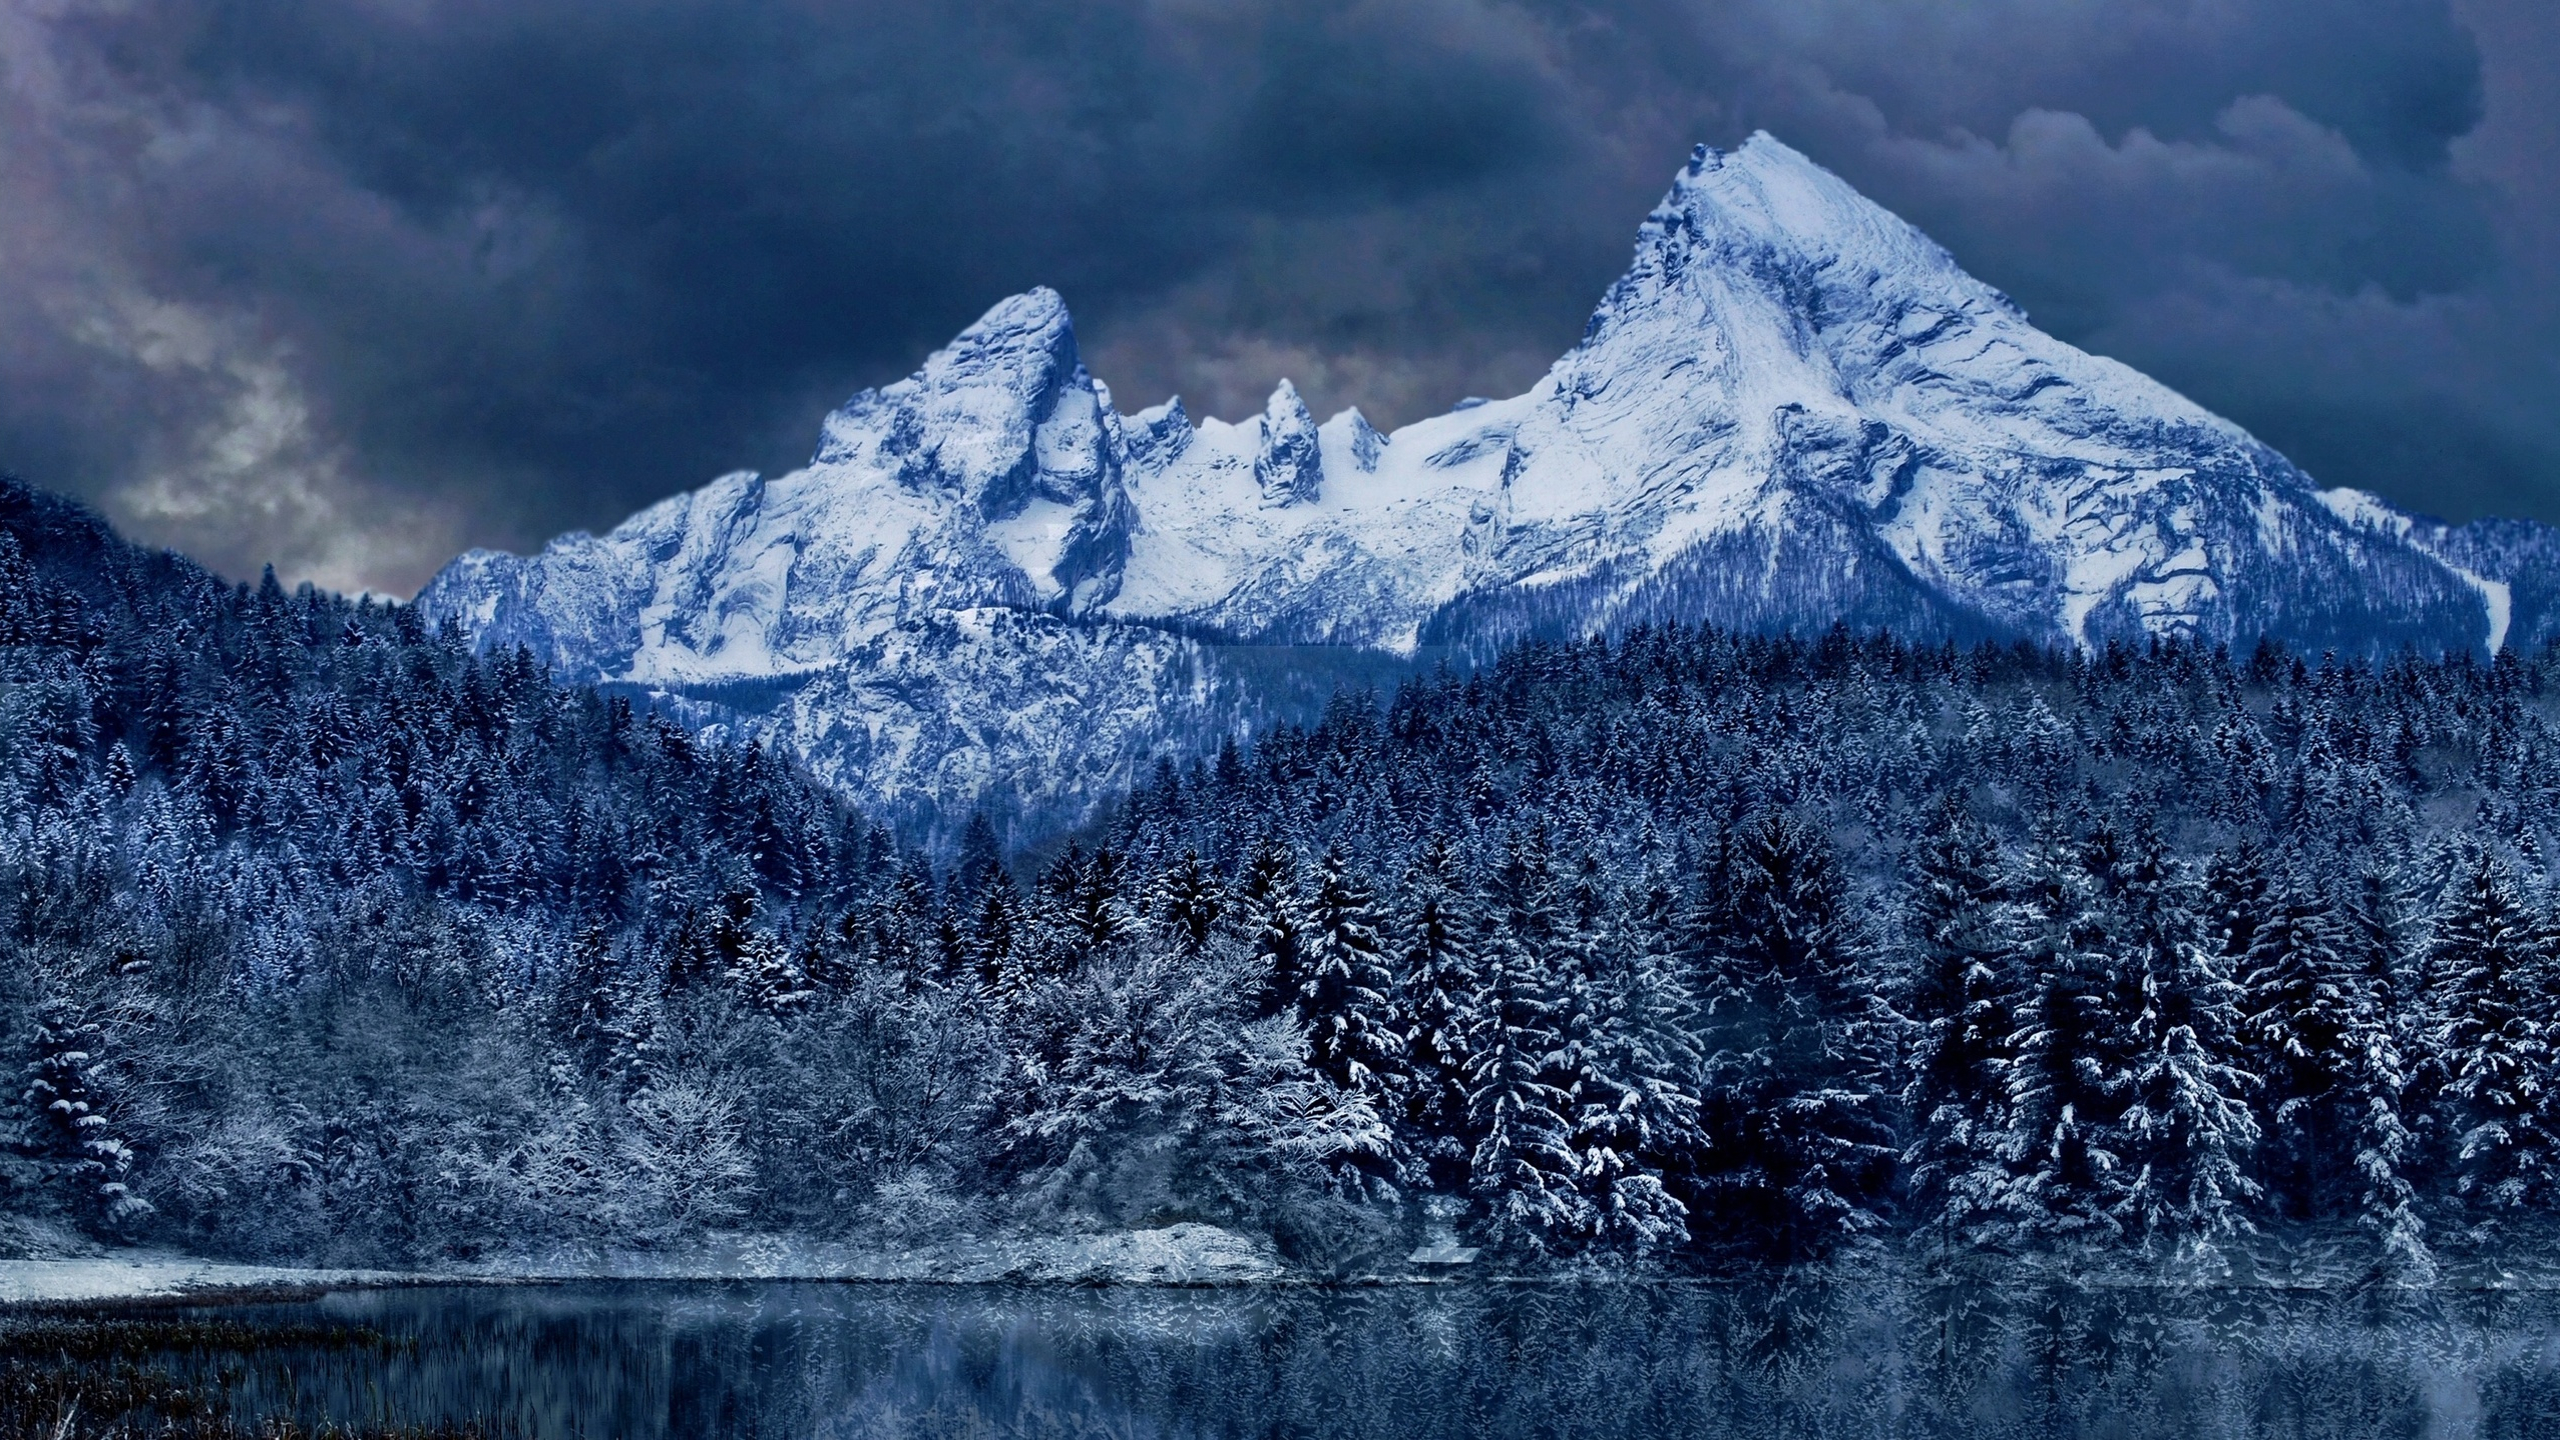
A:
[935,287,1079,381]
[815,287,1099,516]
[1256,379,1322,507]
[1323,407,1386,473]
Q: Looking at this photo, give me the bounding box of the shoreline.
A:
[10,1242,2560,1308]
[0,1222,1293,1304]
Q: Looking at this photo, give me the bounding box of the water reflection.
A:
[92,1279,2560,1438]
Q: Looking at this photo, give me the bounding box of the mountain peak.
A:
[1256,379,1321,507]
[421,134,2533,848]
[807,285,1115,520]
[1597,131,2006,336]
[922,286,1081,391]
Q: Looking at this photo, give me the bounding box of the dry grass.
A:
[0,1315,501,1440]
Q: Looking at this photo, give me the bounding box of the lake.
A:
[12,1278,2560,1438]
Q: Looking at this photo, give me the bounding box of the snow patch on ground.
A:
[0,1254,411,1305]
[0,1225,1288,1304]
[480,1224,1287,1287]
[2329,487,2515,652]
[2453,564,2513,654]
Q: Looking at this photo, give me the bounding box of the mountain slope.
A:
[418,132,2553,844]
[1100,135,2493,656]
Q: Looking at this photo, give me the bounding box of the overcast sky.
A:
[2,0,2553,595]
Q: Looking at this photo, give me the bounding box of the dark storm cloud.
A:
[0,0,2551,592]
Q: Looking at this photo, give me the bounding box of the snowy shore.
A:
[21,1223,2560,1308]
[0,1222,1290,1305]
[0,1254,415,1305]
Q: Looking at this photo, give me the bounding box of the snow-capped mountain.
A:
[418,132,2548,845]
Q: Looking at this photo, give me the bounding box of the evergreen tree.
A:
[2238,880,2353,1219]
[2200,840,2273,969]
[1900,791,2012,1242]
[1990,820,2131,1245]
[2340,865,2432,1277]
[953,813,1008,899]
[966,883,1022,991]
[21,961,150,1229]
[0,530,46,647]
[1299,848,1406,1110]
[1150,849,1225,956]
[2427,848,2560,1213]
[1698,812,1895,1258]
[2106,821,2260,1261]
[28,459,2560,1268]
[1066,847,1132,954]
[1463,838,1588,1253]
[730,928,814,1017]
[1568,879,1704,1255]
[1393,835,1479,1192]
[1234,843,1309,1018]
[558,926,623,1074]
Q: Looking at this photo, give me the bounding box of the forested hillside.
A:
[0,480,1393,1264]
[0,480,893,1257]
[11,477,2560,1276]
[1090,628,2550,1273]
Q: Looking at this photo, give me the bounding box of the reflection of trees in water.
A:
[150,1281,2560,1438]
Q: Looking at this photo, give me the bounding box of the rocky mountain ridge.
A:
[418,133,2560,846]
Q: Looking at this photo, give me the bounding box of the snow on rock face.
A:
[1396,134,2490,656]
[655,606,1256,848]
[1255,380,1324,507]
[1324,407,1386,474]
[419,133,2541,844]
[1098,133,2500,658]
[418,287,1140,693]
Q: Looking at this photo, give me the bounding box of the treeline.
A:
[0,482,1390,1263]
[9,476,2560,1274]
[1077,624,2560,1272]
[0,482,887,1257]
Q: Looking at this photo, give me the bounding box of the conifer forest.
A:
[11,476,2560,1280]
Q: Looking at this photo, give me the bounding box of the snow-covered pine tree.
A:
[1900,790,2014,1246]
[953,812,1008,899]
[558,925,622,1074]
[12,669,97,812]
[1234,842,1310,1018]
[2201,840,2274,974]
[1021,843,1091,977]
[965,882,1023,991]
[665,885,758,994]
[729,927,814,1017]
[1299,847,1407,1114]
[20,959,152,1229]
[1568,875,1704,1255]
[2339,864,2432,1278]
[2238,877,2354,1220]
[1463,836,1589,1253]
[1697,811,1895,1259]
[795,910,858,994]
[0,530,46,649]
[2104,818,2260,1264]
[1067,846,1133,954]
[1393,834,1480,1193]
[1150,848,1226,956]
[2426,847,2560,1214]
[1989,816,2132,1246]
